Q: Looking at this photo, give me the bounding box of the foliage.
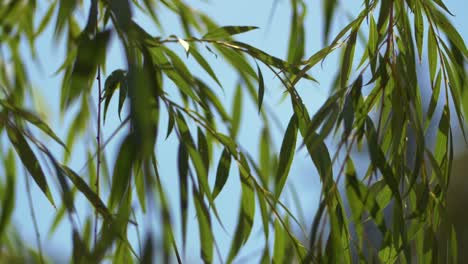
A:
[0,0,466,263]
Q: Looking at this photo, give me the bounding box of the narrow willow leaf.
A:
[0,100,66,149]
[133,162,146,213]
[431,8,468,59]
[190,48,222,87]
[323,0,338,45]
[212,148,231,199]
[426,71,442,126]
[341,30,357,89]
[229,41,313,79]
[6,124,55,207]
[275,114,298,197]
[197,128,210,175]
[192,186,214,263]
[256,63,265,113]
[203,26,258,39]
[61,166,112,220]
[64,30,111,110]
[227,166,255,263]
[35,0,57,37]
[216,44,258,79]
[259,127,271,186]
[175,113,220,222]
[414,3,424,61]
[432,0,454,16]
[196,79,230,121]
[365,117,400,201]
[257,190,269,241]
[287,0,305,64]
[109,135,135,209]
[141,235,154,264]
[273,219,286,264]
[103,69,126,122]
[231,84,243,139]
[0,150,16,237]
[427,27,438,81]
[177,143,189,250]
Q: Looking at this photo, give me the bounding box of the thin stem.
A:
[93,0,102,246]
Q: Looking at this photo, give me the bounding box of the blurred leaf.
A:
[0,100,66,149]
[109,135,135,209]
[6,124,55,207]
[192,185,214,263]
[63,30,111,110]
[0,150,16,237]
[231,83,243,139]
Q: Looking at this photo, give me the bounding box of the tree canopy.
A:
[0,0,467,263]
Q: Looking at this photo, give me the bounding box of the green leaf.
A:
[275,114,298,198]
[431,8,468,59]
[0,150,16,237]
[427,27,438,82]
[64,30,111,110]
[273,219,286,264]
[192,185,214,263]
[341,30,357,89]
[197,128,210,175]
[190,47,222,87]
[256,63,265,112]
[203,26,258,39]
[6,124,55,207]
[227,163,255,263]
[231,83,243,139]
[61,166,112,221]
[0,100,66,149]
[414,3,424,61]
[212,148,231,199]
[102,69,127,122]
[323,0,338,45]
[177,143,189,251]
[109,135,135,209]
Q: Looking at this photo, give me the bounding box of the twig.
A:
[93,0,102,246]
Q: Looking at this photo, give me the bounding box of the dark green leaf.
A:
[203,26,258,39]
[256,63,265,112]
[275,114,298,198]
[6,124,55,207]
[212,148,231,199]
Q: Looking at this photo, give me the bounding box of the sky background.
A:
[8,0,468,263]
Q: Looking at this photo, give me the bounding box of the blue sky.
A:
[10,0,467,263]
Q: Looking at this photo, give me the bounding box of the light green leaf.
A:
[192,185,214,263]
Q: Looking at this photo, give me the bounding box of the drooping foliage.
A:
[0,0,466,263]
